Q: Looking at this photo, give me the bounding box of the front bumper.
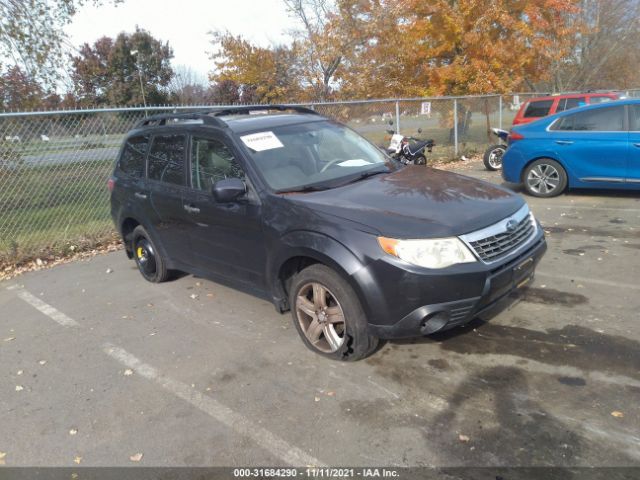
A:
[366,235,547,339]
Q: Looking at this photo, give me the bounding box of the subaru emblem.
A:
[506,219,518,232]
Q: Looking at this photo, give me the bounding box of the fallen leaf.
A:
[206,293,214,297]
[38,360,47,365]
[314,396,320,402]
[0,451,6,465]
[129,453,143,462]
[611,411,624,418]
[3,337,15,342]
[69,428,78,436]
[106,268,113,274]
[15,385,23,391]
[123,369,133,376]
[74,456,82,464]
[326,391,336,397]
[189,293,199,300]
[458,434,470,443]
[16,370,23,375]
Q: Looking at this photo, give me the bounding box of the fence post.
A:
[453,98,458,157]
[395,100,400,134]
[498,96,503,130]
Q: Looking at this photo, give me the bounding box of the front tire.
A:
[289,264,378,361]
[523,158,567,198]
[483,144,506,171]
[131,225,170,283]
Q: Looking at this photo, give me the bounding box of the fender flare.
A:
[267,230,372,312]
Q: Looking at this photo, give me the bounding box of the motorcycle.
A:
[483,127,509,171]
[385,123,435,165]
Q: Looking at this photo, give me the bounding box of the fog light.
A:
[420,311,450,335]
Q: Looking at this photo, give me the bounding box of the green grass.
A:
[0,159,116,265]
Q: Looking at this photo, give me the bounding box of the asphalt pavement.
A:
[1,162,639,468]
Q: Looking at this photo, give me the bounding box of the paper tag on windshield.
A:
[338,159,370,167]
[240,131,284,152]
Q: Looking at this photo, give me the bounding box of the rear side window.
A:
[630,105,640,131]
[556,97,586,112]
[118,136,148,178]
[148,134,186,185]
[551,105,625,131]
[523,100,553,118]
[589,96,614,104]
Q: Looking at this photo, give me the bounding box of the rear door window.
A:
[551,105,626,131]
[118,135,148,178]
[523,100,554,118]
[589,96,614,104]
[630,105,640,131]
[148,134,186,185]
[556,97,586,112]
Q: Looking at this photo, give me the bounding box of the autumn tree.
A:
[71,28,174,106]
[208,31,303,103]
[168,65,210,104]
[284,0,368,100]
[0,0,121,86]
[0,65,46,110]
[551,0,640,91]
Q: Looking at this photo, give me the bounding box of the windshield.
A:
[237,121,395,191]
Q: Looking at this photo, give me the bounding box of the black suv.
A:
[110,106,546,361]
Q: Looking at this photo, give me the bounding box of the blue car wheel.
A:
[523,158,568,198]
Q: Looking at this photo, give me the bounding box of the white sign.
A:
[420,102,432,116]
[337,159,371,167]
[240,131,284,152]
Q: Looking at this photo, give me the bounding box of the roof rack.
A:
[210,104,320,117]
[135,111,226,129]
[134,105,319,129]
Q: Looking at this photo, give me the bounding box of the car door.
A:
[146,133,192,265]
[627,104,640,184]
[182,133,268,291]
[114,134,150,219]
[549,105,628,183]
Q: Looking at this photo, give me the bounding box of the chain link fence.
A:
[1,90,638,266]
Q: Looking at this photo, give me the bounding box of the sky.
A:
[65,0,298,81]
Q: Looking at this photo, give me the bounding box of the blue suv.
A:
[502,99,640,197]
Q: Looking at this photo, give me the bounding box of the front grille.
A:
[466,212,535,262]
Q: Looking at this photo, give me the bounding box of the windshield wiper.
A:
[341,168,389,186]
[275,184,328,194]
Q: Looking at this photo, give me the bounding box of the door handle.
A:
[633,143,640,148]
[134,192,147,199]
[555,140,574,145]
[183,204,200,214]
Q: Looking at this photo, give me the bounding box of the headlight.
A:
[378,236,477,269]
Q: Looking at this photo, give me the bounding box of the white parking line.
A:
[536,271,640,291]
[11,288,79,327]
[103,343,325,467]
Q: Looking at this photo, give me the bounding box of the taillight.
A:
[107,178,115,192]
[508,131,525,142]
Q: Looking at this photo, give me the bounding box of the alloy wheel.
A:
[526,163,560,195]
[295,282,346,353]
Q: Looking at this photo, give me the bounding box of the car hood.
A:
[286,166,525,238]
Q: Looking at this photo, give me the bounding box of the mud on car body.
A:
[109,106,546,361]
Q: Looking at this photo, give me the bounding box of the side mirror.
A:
[212,178,246,203]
